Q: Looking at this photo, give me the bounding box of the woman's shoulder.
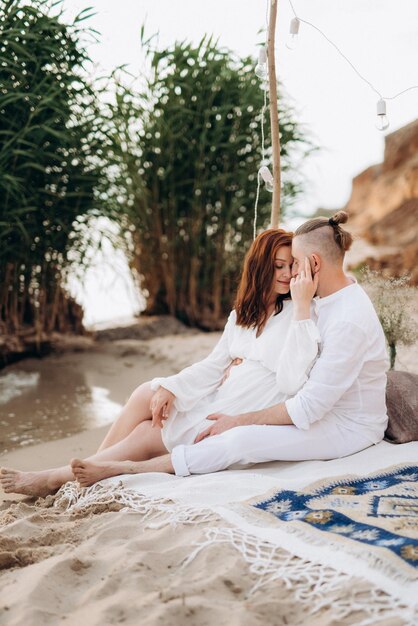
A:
[226,308,238,328]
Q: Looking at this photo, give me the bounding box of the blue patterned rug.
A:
[245,463,418,577]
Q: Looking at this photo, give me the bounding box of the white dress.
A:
[150,300,321,452]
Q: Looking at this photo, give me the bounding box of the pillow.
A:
[384,371,418,444]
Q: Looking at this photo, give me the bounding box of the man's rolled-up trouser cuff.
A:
[171,445,191,477]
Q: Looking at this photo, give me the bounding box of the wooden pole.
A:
[267,0,281,227]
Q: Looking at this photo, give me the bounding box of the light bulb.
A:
[259,165,274,193]
[375,98,390,131]
[259,78,269,91]
[255,46,267,79]
[286,18,300,50]
[255,64,267,80]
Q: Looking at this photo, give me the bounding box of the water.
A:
[0,351,123,454]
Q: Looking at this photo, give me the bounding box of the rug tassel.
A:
[181,526,417,626]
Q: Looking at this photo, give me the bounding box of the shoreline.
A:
[0,314,202,372]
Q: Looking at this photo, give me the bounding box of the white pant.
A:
[170,420,375,477]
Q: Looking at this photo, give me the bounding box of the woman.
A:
[1,229,320,497]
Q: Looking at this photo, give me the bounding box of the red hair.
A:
[234,228,293,333]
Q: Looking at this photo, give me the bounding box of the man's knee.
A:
[221,425,272,464]
[208,426,256,464]
[187,427,251,473]
[219,425,258,448]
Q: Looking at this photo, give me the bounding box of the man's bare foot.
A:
[70,458,137,488]
[0,467,60,498]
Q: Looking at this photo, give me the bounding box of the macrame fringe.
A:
[181,526,418,626]
[51,480,220,529]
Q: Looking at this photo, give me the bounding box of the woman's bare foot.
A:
[70,458,137,487]
[0,467,60,498]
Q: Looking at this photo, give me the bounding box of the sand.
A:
[0,501,326,626]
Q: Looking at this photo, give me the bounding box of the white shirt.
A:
[285,281,389,443]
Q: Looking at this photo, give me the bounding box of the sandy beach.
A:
[1,311,417,625]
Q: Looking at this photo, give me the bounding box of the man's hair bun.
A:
[330,210,348,225]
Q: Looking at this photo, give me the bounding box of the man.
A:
[67,210,388,485]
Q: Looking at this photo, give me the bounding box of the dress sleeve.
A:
[149,310,236,412]
[275,318,321,396]
[285,321,369,430]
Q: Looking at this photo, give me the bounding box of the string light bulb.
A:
[376,98,390,131]
[259,165,274,192]
[286,17,300,50]
[259,78,269,92]
[255,46,267,79]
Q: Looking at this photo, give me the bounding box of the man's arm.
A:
[238,403,293,426]
[282,321,369,430]
[194,401,293,442]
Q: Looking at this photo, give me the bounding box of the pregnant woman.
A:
[1,228,322,496]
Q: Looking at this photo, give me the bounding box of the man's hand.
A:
[290,256,319,320]
[150,387,175,428]
[194,413,240,443]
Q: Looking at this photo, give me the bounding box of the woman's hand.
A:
[290,256,319,320]
[150,387,175,428]
[194,413,240,443]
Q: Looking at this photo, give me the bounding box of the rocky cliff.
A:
[345,118,418,283]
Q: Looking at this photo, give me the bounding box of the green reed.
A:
[0,0,103,344]
[102,34,314,329]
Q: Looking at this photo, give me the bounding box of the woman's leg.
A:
[0,419,169,497]
[97,382,155,451]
